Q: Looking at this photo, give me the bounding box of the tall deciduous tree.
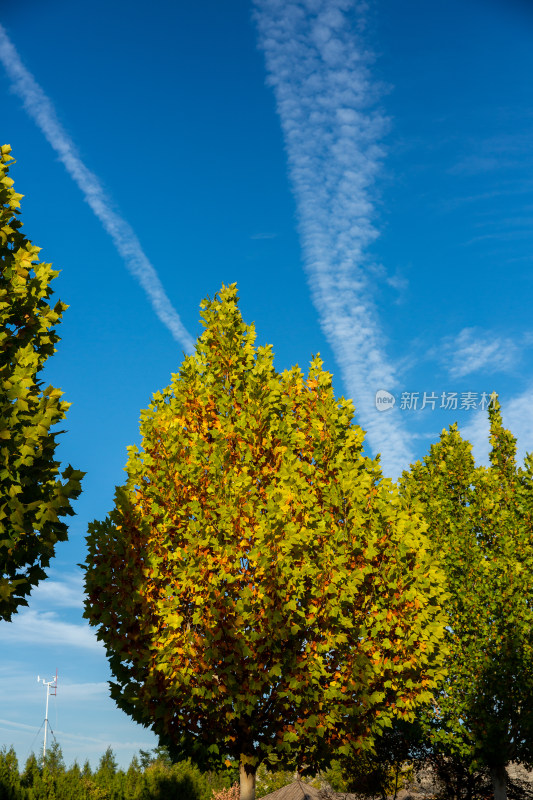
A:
[400,401,533,800]
[0,145,83,620]
[84,285,446,800]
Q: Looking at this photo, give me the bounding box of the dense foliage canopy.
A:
[0,146,83,621]
[84,285,446,798]
[0,744,227,800]
[400,401,533,800]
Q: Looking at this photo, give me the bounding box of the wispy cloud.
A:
[0,672,108,702]
[449,155,505,176]
[253,0,413,476]
[0,718,38,733]
[57,681,109,700]
[0,24,194,352]
[29,572,84,610]
[50,730,153,751]
[0,609,101,651]
[441,182,533,211]
[0,717,151,752]
[441,327,520,378]
[449,131,533,176]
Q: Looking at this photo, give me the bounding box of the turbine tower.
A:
[37,670,57,758]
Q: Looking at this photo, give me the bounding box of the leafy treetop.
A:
[84,284,446,798]
[400,401,533,796]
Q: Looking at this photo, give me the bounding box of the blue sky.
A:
[1,0,533,770]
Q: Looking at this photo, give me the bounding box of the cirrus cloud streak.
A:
[0,24,194,352]
[253,0,413,476]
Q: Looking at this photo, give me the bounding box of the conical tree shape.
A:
[401,399,533,800]
[0,746,21,800]
[84,285,446,799]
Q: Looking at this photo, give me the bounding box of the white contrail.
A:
[253,0,413,476]
[0,24,195,352]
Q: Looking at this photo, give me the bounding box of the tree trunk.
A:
[240,757,256,800]
[491,766,507,800]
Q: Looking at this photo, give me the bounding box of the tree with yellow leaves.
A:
[84,285,446,800]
